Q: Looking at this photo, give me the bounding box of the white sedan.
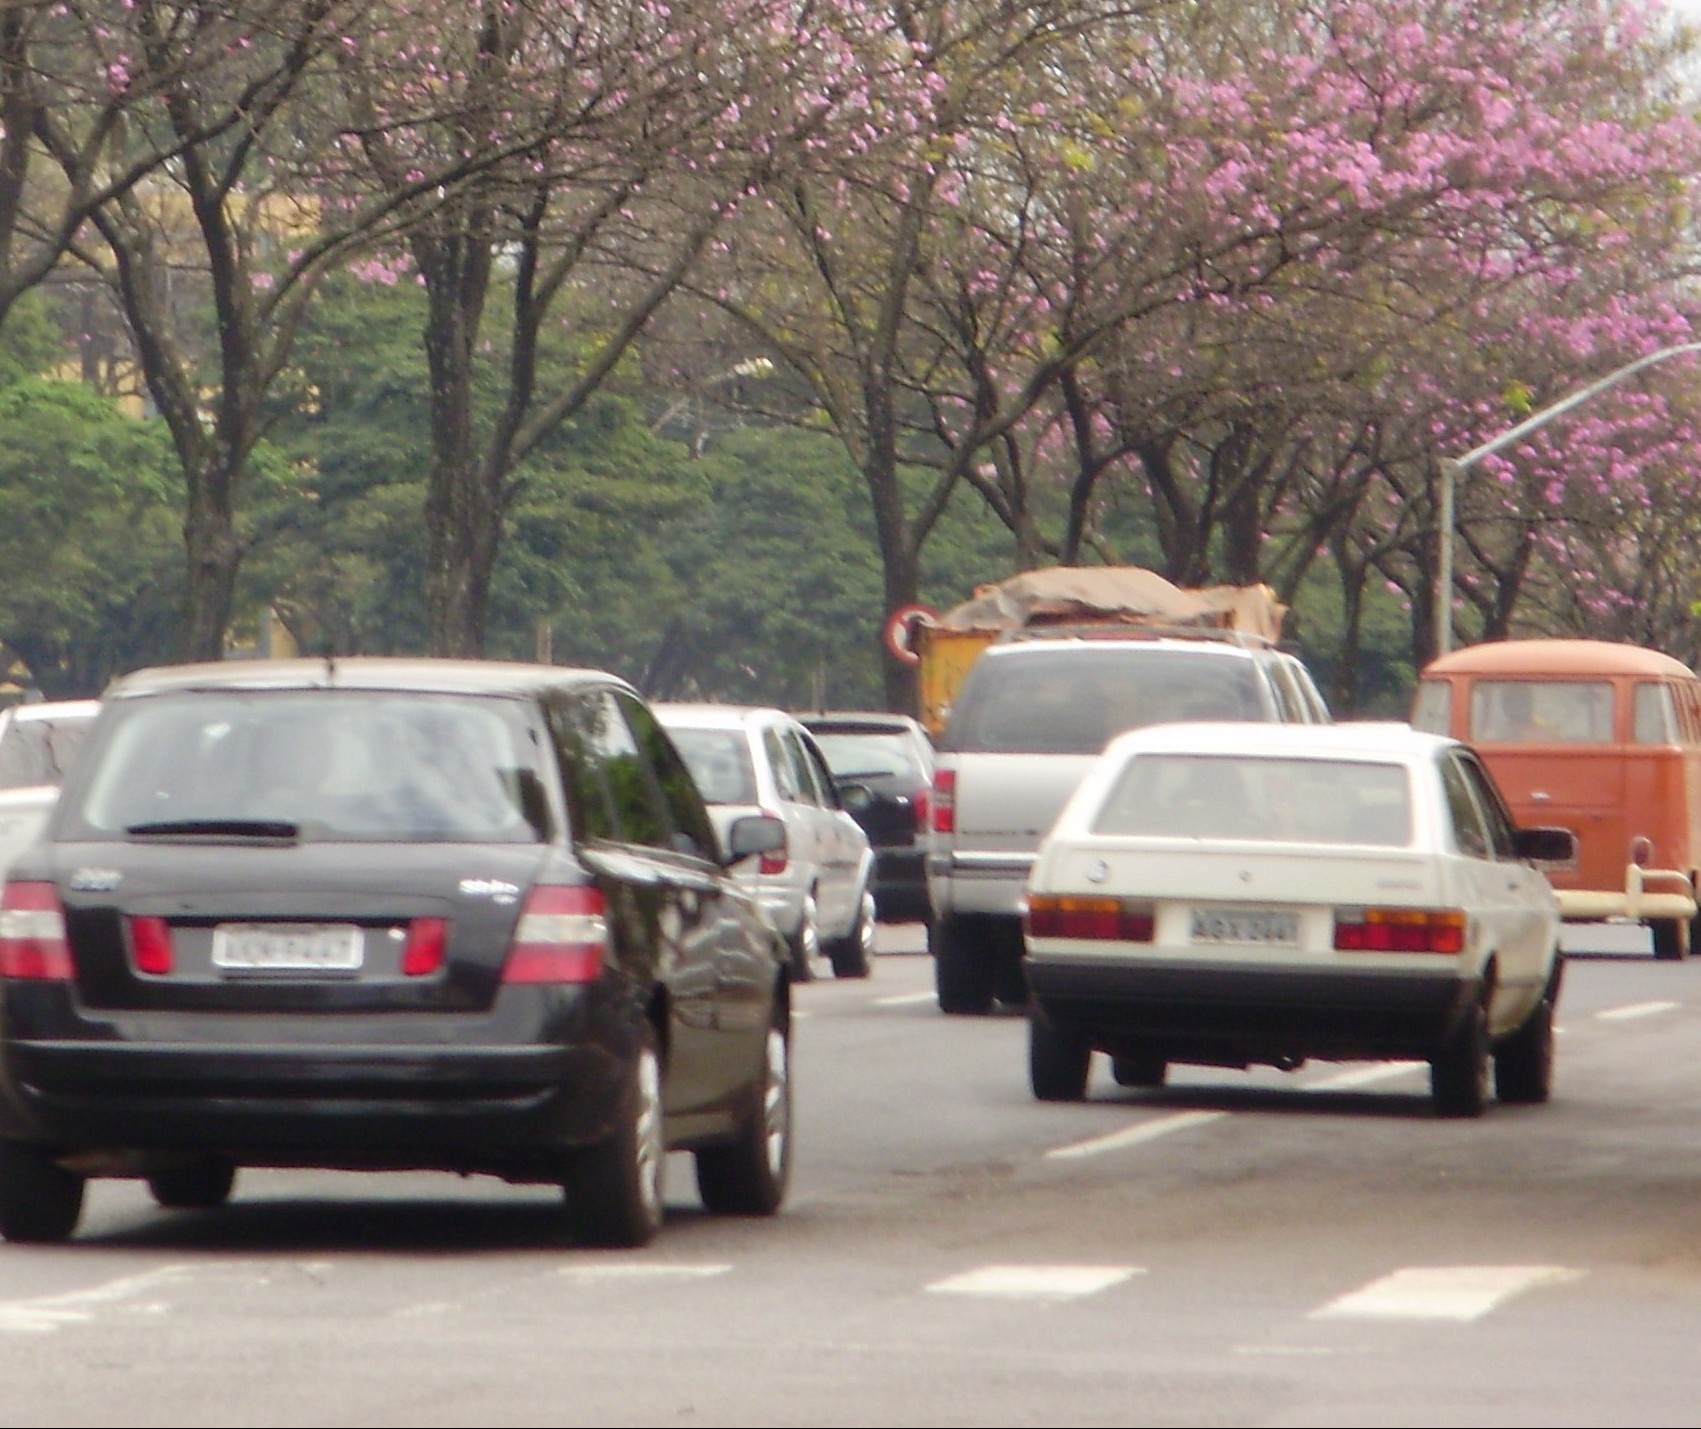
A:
[1022,721,1574,1117]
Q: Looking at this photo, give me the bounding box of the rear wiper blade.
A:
[125,819,300,839]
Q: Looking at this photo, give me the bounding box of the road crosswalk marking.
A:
[1309,1265,1582,1322]
[926,1264,1143,1301]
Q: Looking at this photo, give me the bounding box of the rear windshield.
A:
[1092,754,1412,846]
[943,648,1267,755]
[665,727,758,805]
[0,713,95,789]
[807,730,927,781]
[61,690,548,843]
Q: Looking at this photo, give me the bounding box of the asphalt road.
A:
[4,923,1701,1427]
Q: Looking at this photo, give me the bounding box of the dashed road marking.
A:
[927,1264,1143,1301]
[554,1263,732,1284]
[1597,1000,1679,1022]
[0,1261,319,1335]
[874,991,937,1007]
[1310,1265,1582,1322]
[1046,1110,1227,1160]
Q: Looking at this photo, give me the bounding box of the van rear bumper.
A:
[1558,864,1695,923]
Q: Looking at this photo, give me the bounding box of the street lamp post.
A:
[1434,341,1701,656]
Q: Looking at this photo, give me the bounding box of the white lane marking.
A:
[554,1264,731,1284]
[1305,1063,1424,1091]
[927,1264,1143,1301]
[1597,1000,1679,1022]
[1046,1110,1226,1160]
[0,1261,319,1335]
[1310,1265,1582,1322]
[875,991,936,1007]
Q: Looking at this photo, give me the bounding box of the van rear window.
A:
[1470,680,1613,745]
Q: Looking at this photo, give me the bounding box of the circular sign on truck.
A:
[883,604,937,666]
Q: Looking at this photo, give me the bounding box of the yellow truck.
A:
[910,566,1289,739]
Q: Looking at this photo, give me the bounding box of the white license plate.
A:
[211,924,363,972]
[1189,907,1300,946]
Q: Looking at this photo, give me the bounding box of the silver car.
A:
[0,699,101,880]
[657,704,876,980]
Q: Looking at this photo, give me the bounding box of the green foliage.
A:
[0,378,184,695]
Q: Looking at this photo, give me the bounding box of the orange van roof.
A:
[1422,638,1697,679]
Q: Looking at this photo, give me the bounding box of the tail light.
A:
[0,881,75,980]
[931,768,956,835]
[912,786,930,831]
[128,915,174,975]
[1334,907,1466,954]
[1026,894,1155,943]
[757,810,789,876]
[403,917,448,977]
[502,885,608,984]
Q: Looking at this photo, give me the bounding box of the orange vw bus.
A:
[1412,638,1701,960]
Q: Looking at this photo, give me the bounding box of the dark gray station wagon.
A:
[0,658,793,1247]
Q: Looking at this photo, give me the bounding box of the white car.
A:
[656,704,876,980]
[0,699,101,878]
[1023,721,1574,1117]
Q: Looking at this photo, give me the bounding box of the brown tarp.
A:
[933,567,1285,644]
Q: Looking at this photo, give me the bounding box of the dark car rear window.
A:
[943,648,1267,755]
[807,730,927,782]
[61,690,548,843]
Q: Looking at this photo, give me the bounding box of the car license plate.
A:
[211,924,363,973]
[1189,907,1300,946]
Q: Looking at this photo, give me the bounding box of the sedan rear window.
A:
[665,728,758,805]
[64,691,548,843]
[808,731,926,781]
[1092,754,1412,846]
[0,717,93,789]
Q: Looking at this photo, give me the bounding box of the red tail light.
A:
[1334,908,1466,955]
[128,915,174,975]
[403,917,448,977]
[931,768,956,834]
[757,810,789,876]
[912,786,930,830]
[502,886,607,984]
[0,881,74,980]
[1026,895,1155,943]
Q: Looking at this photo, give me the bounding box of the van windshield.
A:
[944,648,1265,755]
[1470,680,1613,745]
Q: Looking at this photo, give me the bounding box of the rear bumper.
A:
[926,850,1033,919]
[0,985,631,1177]
[1558,864,1695,924]
[1026,957,1479,1066]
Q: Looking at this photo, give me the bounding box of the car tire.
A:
[567,1022,666,1248]
[787,892,820,983]
[931,915,995,1015]
[1431,991,1491,1118]
[1029,1010,1092,1101]
[695,1011,792,1216]
[0,1140,85,1244]
[1652,917,1689,961]
[826,888,876,979]
[147,1160,237,1210]
[995,924,1029,1007]
[1495,959,1562,1105]
[1111,1053,1168,1088]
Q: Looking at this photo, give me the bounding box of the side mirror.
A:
[1514,825,1577,866]
[724,812,786,865]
